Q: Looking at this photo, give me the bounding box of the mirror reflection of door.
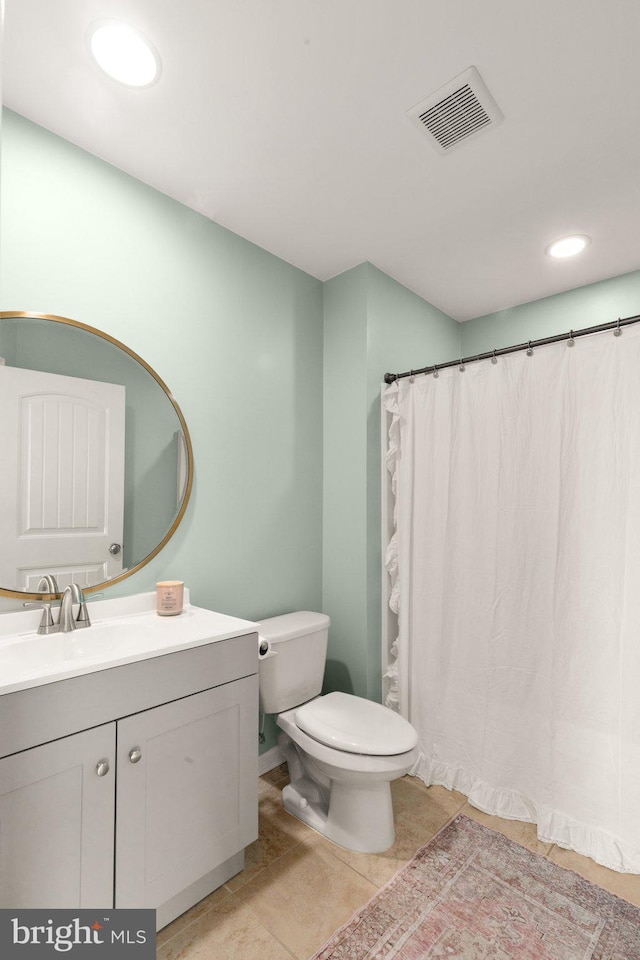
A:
[0,365,126,591]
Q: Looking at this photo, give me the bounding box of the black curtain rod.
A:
[383,312,640,385]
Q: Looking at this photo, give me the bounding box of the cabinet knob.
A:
[129,747,142,764]
[96,759,110,777]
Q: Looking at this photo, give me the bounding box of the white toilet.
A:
[257,611,418,853]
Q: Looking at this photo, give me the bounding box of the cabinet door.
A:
[115,675,258,909]
[0,723,115,908]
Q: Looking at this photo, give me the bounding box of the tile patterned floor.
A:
[156,765,640,959]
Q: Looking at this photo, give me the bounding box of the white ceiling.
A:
[3,0,640,322]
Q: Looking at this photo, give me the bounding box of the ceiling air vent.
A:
[407,66,503,154]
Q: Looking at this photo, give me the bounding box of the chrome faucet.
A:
[59,583,91,632]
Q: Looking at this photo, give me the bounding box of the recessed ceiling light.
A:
[88,20,161,88]
[545,235,591,259]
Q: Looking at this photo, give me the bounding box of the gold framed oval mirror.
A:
[0,311,194,599]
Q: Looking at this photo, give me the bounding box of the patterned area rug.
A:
[311,815,640,959]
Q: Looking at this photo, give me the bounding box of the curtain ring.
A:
[614,317,622,337]
[409,370,415,383]
[526,340,534,356]
[433,364,439,379]
[567,330,575,347]
[459,358,465,372]
[491,349,498,365]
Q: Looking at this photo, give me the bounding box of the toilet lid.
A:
[295,692,418,756]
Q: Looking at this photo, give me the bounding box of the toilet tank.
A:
[257,611,330,714]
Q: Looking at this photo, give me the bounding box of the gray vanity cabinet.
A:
[115,675,258,924]
[0,632,258,928]
[0,723,116,908]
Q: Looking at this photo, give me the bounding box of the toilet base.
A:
[279,735,396,853]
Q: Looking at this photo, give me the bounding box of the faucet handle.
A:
[23,601,60,635]
[75,595,91,629]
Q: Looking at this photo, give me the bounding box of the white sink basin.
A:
[0,592,257,695]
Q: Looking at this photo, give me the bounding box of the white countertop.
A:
[0,591,258,696]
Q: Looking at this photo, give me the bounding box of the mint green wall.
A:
[322,263,460,702]
[322,265,369,697]
[365,265,460,699]
[461,269,640,355]
[0,110,324,753]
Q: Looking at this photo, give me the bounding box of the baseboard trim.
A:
[258,744,285,775]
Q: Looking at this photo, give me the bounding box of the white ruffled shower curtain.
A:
[384,324,640,873]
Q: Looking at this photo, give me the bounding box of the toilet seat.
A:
[295,692,418,756]
[278,706,418,776]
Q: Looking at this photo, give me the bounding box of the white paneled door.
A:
[0,365,126,590]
